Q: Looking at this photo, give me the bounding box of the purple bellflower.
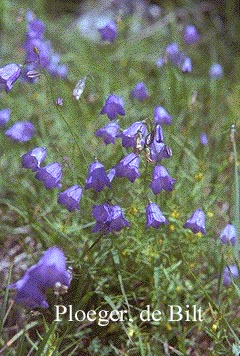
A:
[219,224,237,246]
[200,132,208,145]
[182,57,192,73]
[107,167,116,183]
[131,82,149,101]
[22,147,47,171]
[183,25,200,45]
[146,203,168,228]
[154,106,172,125]
[56,97,63,106]
[5,121,35,142]
[0,63,21,92]
[8,247,71,309]
[95,121,119,144]
[156,57,165,68]
[0,108,11,127]
[115,153,140,182]
[35,162,62,189]
[209,63,223,79]
[223,265,239,287]
[58,185,83,212]
[117,121,147,148]
[149,165,176,194]
[98,20,118,43]
[100,94,125,120]
[149,141,172,163]
[85,161,110,192]
[183,208,206,234]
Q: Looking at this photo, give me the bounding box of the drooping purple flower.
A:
[85,161,110,192]
[183,25,200,45]
[58,185,83,212]
[154,124,164,143]
[200,132,208,145]
[98,20,118,43]
[183,208,206,234]
[8,247,71,309]
[149,142,172,162]
[117,121,147,148]
[164,42,188,69]
[165,42,179,57]
[0,63,21,92]
[27,18,45,39]
[100,94,125,120]
[109,205,130,232]
[146,203,168,228]
[149,165,176,194]
[115,153,140,182]
[95,121,119,144]
[223,265,239,287]
[107,167,116,183]
[209,63,223,79]
[154,106,172,125]
[22,147,47,172]
[56,97,63,106]
[35,162,62,189]
[156,57,165,67]
[219,224,237,246]
[0,108,11,127]
[131,82,149,101]
[5,121,35,142]
[181,57,192,73]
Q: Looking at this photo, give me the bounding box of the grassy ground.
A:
[0,0,239,355]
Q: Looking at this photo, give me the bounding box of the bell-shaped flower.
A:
[183,208,206,234]
[22,147,47,172]
[200,132,208,145]
[35,162,62,189]
[5,121,35,142]
[95,121,119,144]
[0,108,11,127]
[181,57,192,73]
[146,203,168,228]
[131,82,149,101]
[115,153,140,182]
[107,167,116,183]
[109,205,130,232]
[98,20,118,43]
[149,142,172,162]
[117,121,147,148]
[219,224,237,246]
[154,106,172,125]
[209,63,223,79]
[183,25,200,45]
[58,185,83,212]
[149,165,176,194]
[100,94,125,120]
[223,265,239,287]
[85,161,110,192]
[0,63,21,92]
[155,124,164,143]
[27,18,45,39]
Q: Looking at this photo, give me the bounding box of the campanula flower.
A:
[0,108,11,127]
[35,162,62,189]
[183,25,200,45]
[85,161,110,192]
[100,94,125,120]
[0,63,21,92]
[149,142,172,162]
[5,121,35,142]
[22,147,47,171]
[8,247,71,309]
[164,42,189,70]
[131,82,149,101]
[156,57,165,67]
[219,224,237,246]
[117,121,147,148]
[56,97,63,106]
[183,208,206,234]
[107,167,116,183]
[95,121,119,144]
[98,20,118,43]
[109,205,130,232]
[209,63,223,79]
[58,185,83,212]
[146,203,168,228]
[155,124,164,143]
[200,132,208,145]
[223,265,239,286]
[181,57,192,73]
[149,165,176,194]
[154,106,172,125]
[115,153,140,182]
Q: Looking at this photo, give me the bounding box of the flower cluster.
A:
[156,42,192,73]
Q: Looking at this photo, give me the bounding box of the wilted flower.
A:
[200,132,208,145]
[95,121,119,144]
[183,208,206,234]
[0,108,11,127]
[85,161,110,192]
[154,106,172,125]
[0,63,21,92]
[146,203,168,228]
[183,25,200,45]
[58,185,83,212]
[5,121,35,142]
[209,63,223,79]
[35,162,62,189]
[8,247,71,309]
[117,121,147,148]
[100,94,125,120]
[182,57,192,73]
[98,20,118,43]
[115,153,140,182]
[73,76,87,100]
[149,165,176,194]
[219,224,237,246]
[223,265,239,287]
[22,147,47,171]
[131,82,149,101]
